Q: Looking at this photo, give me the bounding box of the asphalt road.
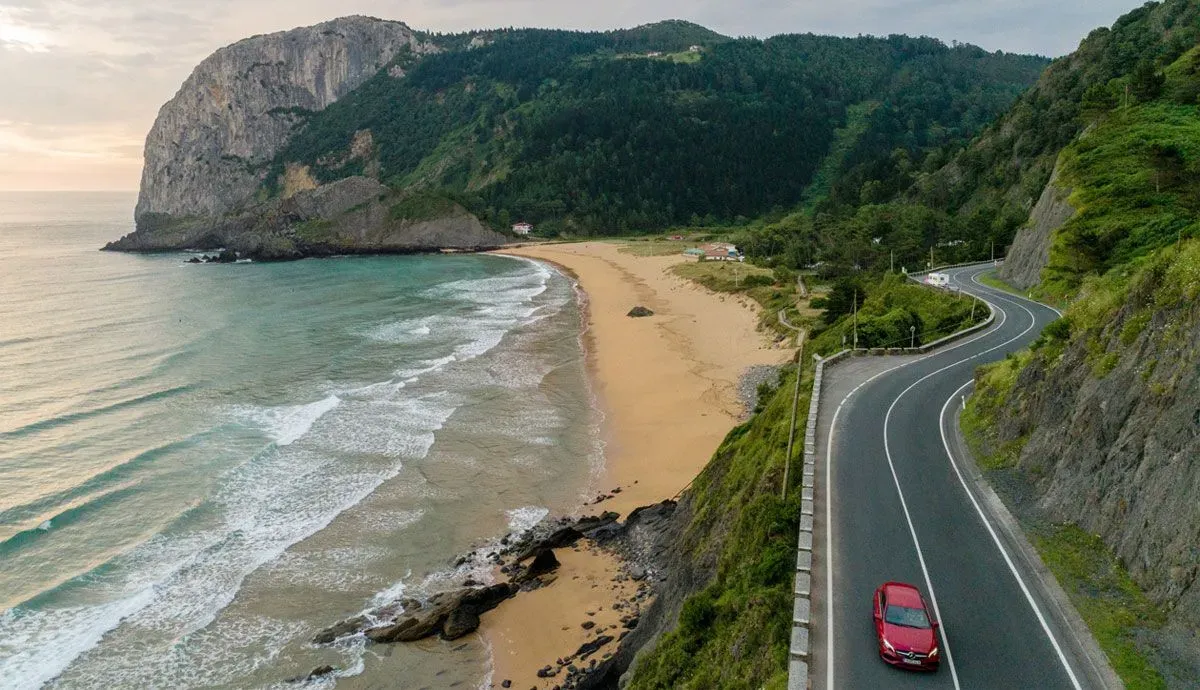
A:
[820,264,1104,689]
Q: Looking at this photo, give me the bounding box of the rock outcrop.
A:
[107,176,510,260]
[135,15,434,229]
[981,253,1200,677]
[999,162,1075,290]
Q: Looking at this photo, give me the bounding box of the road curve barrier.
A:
[788,348,850,690]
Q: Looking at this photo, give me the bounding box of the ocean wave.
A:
[0,385,194,440]
[0,433,210,535]
[506,506,550,533]
[0,483,143,557]
[0,392,459,687]
[232,394,340,446]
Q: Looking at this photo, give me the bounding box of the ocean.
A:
[0,192,601,689]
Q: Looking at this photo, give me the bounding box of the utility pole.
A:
[929,246,934,270]
[991,239,995,263]
[852,288,858,350]
[890,250,894,274]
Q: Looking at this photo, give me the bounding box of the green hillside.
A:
[270,25,1046,235]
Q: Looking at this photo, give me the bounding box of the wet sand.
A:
[484,242,789,688]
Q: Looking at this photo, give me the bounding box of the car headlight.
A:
[929,646,939,658]
[883,639,895,653]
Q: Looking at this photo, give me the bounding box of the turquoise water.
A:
[0,193,600,688]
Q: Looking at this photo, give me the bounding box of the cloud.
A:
[0,0,1146,190]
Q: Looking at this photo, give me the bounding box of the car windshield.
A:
[884,605,931,629]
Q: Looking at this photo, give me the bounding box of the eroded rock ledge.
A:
[310,501,679,689]
[106,177,510,261]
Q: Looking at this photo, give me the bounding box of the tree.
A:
[822,277,866,324]
[1131,60,1165,102]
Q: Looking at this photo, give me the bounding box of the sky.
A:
[0,0,1144,192]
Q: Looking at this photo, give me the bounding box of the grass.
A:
[1032,525,1167,689]
[617,239,700,257]
[807,273,987,355]
[669,260,802,338]
[978,271,1029,298]
[1044,101,1200,298]
[628,364,812,689]
[801,100,879,206]
[960,350,1033,469]
[671,260,775,292]
[387,192,463,222]
[293,218,336,242]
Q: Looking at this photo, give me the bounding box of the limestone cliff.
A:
[134,15,433,228]
[999,162,1075,290]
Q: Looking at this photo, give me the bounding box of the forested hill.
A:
[272,25,1047,234]
[736,0,1200,277]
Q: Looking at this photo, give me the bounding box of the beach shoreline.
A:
[480,241,789,689]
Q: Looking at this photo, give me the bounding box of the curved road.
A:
[816,264,1108,689]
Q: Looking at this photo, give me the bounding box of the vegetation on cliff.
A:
[273,26,1045,236]
[627,365,810,689]
[734,0,1200,279]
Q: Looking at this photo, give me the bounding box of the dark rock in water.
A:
[581,620,595,630]
[186,256,203,263]
[626,306,654,317]
[442,606,481,640]
[215,248,238,263]
[308,665,336,679]
[574,635,614,660]
[312,615,368,644]
[364,583,517,644]
[502,681,512,688]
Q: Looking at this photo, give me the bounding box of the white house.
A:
[512,222,533,236]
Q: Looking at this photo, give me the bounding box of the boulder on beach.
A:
[442,606,481,640]
[626,306,654,317]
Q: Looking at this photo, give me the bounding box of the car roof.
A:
[882,582,925,608]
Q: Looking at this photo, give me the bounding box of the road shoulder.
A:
[944,386,1124,690]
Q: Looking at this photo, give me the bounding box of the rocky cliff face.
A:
[135,15,433,227]
[109,176,509,259]
[982,245,1200,677]
[999,163,1075,290]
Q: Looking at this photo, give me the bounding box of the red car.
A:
[873,581,941,671]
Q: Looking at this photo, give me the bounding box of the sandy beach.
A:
[483,241,789,689]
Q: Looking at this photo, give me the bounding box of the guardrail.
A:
[787,347,851,688]
[909,257,1005,280]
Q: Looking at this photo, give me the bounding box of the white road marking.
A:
[824,264,1008,690]
[939,379,1084,689]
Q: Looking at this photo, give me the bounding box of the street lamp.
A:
[910,325,916,349]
